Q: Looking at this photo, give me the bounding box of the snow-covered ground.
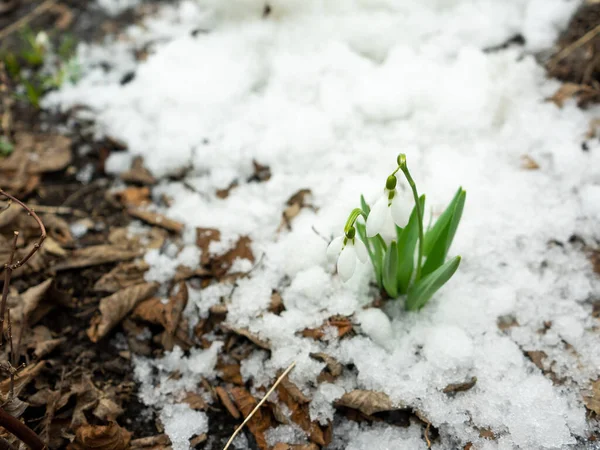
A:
[46,0,600,449]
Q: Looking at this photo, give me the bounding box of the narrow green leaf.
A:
[396,195,425,294]
[360,194,370,215]
[406,256,461,311]
[357,222,381,285]
[382,241,399,298]
[423,188,464,256]
[421,190,465,277]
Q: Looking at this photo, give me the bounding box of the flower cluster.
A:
[327,154,466,310]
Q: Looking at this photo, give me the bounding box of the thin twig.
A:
[223,362,296,450]
[548,23,600,70]
[0,407,46,450]
[0,0,57,43]
[0,232,18,347]
[6,309,14,400]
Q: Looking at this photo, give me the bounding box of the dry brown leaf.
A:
[225,326,270,349]
[120,157,157,185]
[43,236,67,257]
[547,83,585,107]
[71,376,102,427]
[130,435,170,449]
[216,387,241,419]
[108,226,167,250]
[278,189,313,231]
[269,291,284,315]
[217,363,243,385]
[248,160,272,183]
[128,208,184,234]
[279,378,310,404]
[165,281,187,336]
[0,361,45,399]
[54,245,142,271]
[230,387,272,449]
[272,444,319,450]
[94,260,150,293]
[132,297,166,326]
[1,132,72,174]
[114,186,151,207]
[196,227,221,265]
[68,423,131,450]
[21,278,53,323]
[42,214,74,245]
[183,392,208,411]
[309,352,343,377]
[335,390,397,416]
[525,350,548,371]
[520,155,540,170]
[303,316,353,340]
[87,282,159,342]
[583,379,600,415]
[93,398,124,422]
[210,235,255,278]
[443,377,477,394]
[586,118,600,139]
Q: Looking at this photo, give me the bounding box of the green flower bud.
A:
[397,153,407,168]
[385,175,397,190]
[345,227,356,239]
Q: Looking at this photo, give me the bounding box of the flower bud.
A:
[385,175,397,190]
[345,227,356,239]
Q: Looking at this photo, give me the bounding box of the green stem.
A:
[344,208,367,235]
[398,154,424,282]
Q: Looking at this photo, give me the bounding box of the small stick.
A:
[0,0,57,42]
[6,309,14,400]
[0,407,45,450]
[0,189,47,270]
[0,232,18,347]
[222,362,296,450]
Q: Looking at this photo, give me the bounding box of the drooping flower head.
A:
[327,226,367,282]
[366,175,408,237]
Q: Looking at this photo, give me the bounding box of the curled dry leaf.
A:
[128,208,184,234]
[583,379,600,415]
[278,189,313,232]
[1,132,72,174]
[130,435,170,449]
[229,387,273,449]
[309,352,343,378]
[68,423,131,450]
[224,326,270,350]
[335,390,398,416]
[94,260,150,293]
[53,245,142,271]
[520,155,540,170]
[210,236,255,278]
[443,377,477,394]
[87,282,160,342]
[120,157,157,185]
[216,387,241,419]
[113,186,151,207]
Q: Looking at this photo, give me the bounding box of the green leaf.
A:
[406,256,461,311]
[356,221,381,285]
[382,241,398,298]
[396,195,425,294]
[423,188,464,256]
[23,80,41,108]
[360,194,370,215]
[421,189,465,277]
[0,137,13,157]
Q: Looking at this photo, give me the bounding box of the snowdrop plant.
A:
[327,154,466,310]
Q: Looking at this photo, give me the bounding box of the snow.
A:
[159,403,208,450]
[43,0,600,448]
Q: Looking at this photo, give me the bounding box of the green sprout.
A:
[0,137,13,157]
[327,154,466,310]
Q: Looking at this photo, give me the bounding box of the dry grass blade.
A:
[223,362,296,450]
[549,23,600,70]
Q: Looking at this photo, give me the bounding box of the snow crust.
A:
[44,0,600,448]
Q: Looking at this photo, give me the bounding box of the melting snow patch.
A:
[45,0,600,448]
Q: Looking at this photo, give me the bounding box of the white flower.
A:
[35,32,49,50]
[366,187,409,237]
[326,234,368,281]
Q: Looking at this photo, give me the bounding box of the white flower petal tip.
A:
[366,195,387,237]
[354,238,368,263]
[326,236,344,262]
[337,245,357,281]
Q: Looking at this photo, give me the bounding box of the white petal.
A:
[337,245,357,281]
[326,236,344,262]
[390,191,410,228]
[353,238,368,263]
[366,195,387,237]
